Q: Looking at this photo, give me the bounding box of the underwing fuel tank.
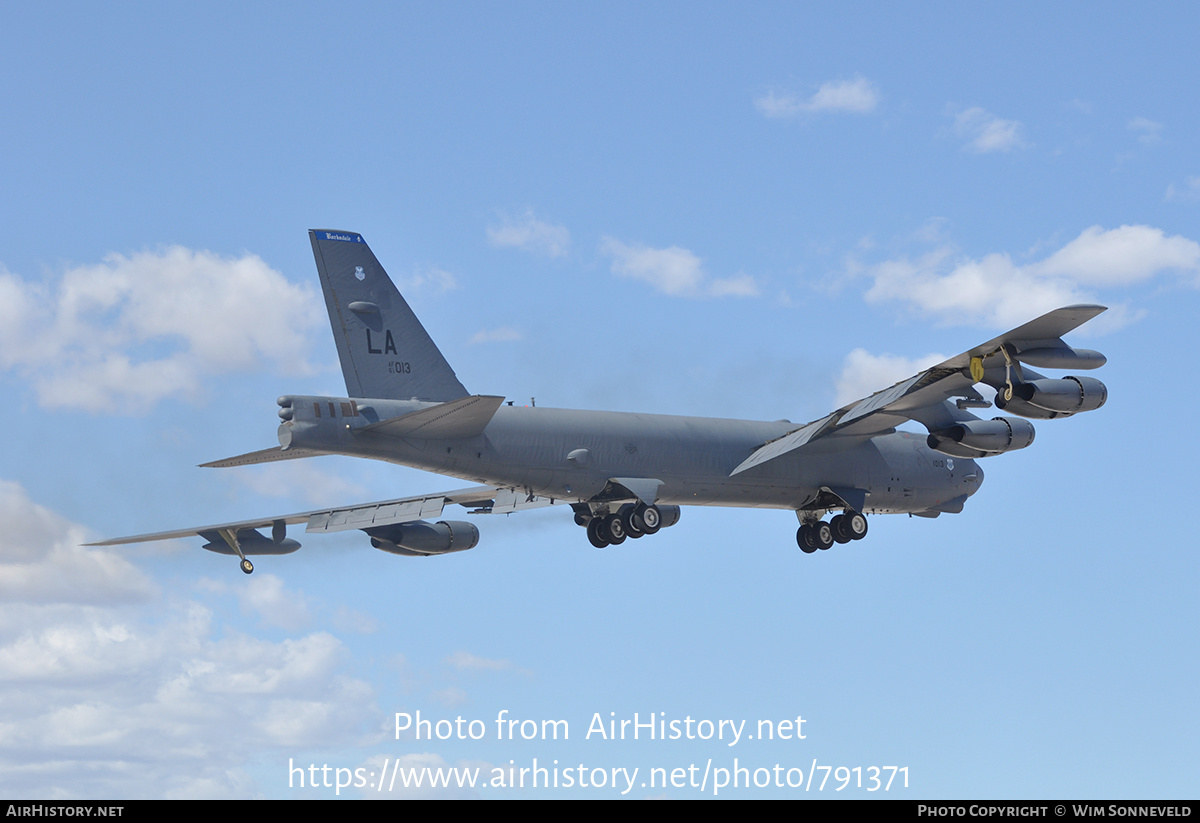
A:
[366,520,480,556]
[201,526,301,556]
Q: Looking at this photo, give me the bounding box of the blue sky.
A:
[1,3,1197,798]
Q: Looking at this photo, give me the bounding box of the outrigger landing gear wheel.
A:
[240,558,254,574]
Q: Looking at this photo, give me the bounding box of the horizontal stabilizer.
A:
[361,394,505,439]
[200,446,323,468]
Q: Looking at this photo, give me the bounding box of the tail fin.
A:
[309,230,468,401]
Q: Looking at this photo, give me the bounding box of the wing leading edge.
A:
[731,304,1108,476]
[87,484,564,552]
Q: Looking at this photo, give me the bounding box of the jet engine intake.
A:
[366,520,480,557]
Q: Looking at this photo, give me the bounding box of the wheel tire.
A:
[830,514,853,543]
[638,504,661,534]
[587,518,610,548]
[620,504,643,537]
[845,511,868,540]
[604,514,626,545]
[796,525,817,554]
[240,558,254,574]
[812,521,835,550]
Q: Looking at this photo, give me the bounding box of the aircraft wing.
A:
[731,304,1108,476]
[85,484,566,547]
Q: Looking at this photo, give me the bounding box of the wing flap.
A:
[305,495,449,533]
[730,414,837,476]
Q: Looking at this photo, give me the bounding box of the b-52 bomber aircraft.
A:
[90,230,1110,572]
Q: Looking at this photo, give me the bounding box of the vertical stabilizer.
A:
[309,230,468,401]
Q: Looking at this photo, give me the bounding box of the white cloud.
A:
[0,480,155,605]
[952,107,1026,153]
[1128,116,1164,146]
[486,210,571,258]
[332,605,380,635]
[444,650,523,673]
[356,753,482,799]
[860,224,1200,327]
[599,237,759,298]
[0,479,379,798]
[469,326,523,345]
[835,349,947,407]
[0,247,323,413]
[1165,175,1200,203]
[198,573,312,631]
[709,272,761,298]
[1033,224,1200,286]
[397,266,459,295]
[755,76,879,117]
[430,686,469,707]
[231,460,368,508]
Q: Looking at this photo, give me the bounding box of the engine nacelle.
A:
[993,393,1069,419]
[1013,376,1107,414]
[924,438,992,459]
[366,520,480,557]
[927,416,1035,458]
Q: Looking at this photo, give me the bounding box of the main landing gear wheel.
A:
[830,514,853,544]
[587,518,609,548]
[637,503,661,534]
[845,511,868,540]
[798,512,867,555]
[619,504,644,539]
[796,525,818,554]
[811,521,835,550]
[604,514,627,545]
[240,558,254,575]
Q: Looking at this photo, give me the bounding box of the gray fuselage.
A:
[281,397,983,516]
